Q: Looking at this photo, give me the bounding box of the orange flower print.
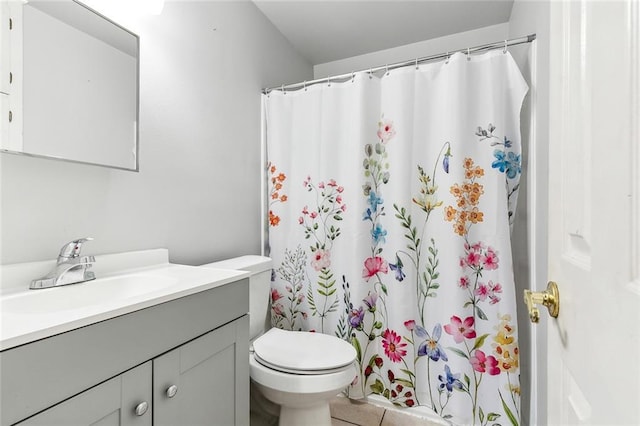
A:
[268,162,288,227]
[269,210,280,226]
[445,206,456,221]
[492,314,519,373]
[444,157,485,237]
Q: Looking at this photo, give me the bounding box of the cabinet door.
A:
[1,93,7,146]
[17,362,152,426]
[154,316,249,426]
[0,0,10,95]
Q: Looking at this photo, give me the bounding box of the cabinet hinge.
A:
[9,72,12,84]
[9,110,12,123]
[9,18,12,30]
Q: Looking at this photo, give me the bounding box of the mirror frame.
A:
[1,0,140,172]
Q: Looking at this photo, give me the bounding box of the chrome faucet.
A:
[30,238,96,289]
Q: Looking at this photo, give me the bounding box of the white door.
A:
[544,0,640,424]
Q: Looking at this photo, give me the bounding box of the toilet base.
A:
[279,403,331,426]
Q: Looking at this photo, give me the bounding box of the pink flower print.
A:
[475,283,490,301]
[318,181,325,189]
[336,195,343,204]
[470,350,501,375]
[483,248,499,270]
[302,206,309,215]
[341,204,347,212]
[488,280,502,304]
[311,249,331,271]
[377,118,396,144]
[466,251,482,268]
[310,211,318,219]
[327,179,338,187]
[458,276,470,289]
[382,329,407,363]
[298,216,304,224]
[471,241,485,251]
[362,256,389,281]
[272,303,284,316]
[404,320,416,331]
[444,315,477,343]
[271,289,283,302]
[337,186,344,193]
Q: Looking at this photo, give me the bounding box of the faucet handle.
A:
[58,237,93,262]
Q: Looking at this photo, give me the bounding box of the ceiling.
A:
[254,0,514,65]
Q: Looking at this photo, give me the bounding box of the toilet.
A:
[201,255,356,426]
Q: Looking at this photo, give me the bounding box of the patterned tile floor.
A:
[330,396,445,426]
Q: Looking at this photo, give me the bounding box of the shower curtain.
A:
[263,49,528,426]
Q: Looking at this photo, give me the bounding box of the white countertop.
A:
[0,249,249,351]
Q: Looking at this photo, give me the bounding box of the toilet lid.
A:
[252,328,356,375]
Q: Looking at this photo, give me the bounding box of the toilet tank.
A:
[200,255,272,340]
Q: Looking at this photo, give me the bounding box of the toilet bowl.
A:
[200,256,356,426]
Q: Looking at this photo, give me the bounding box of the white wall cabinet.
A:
[0,0,21,151]
[1,279,250,426]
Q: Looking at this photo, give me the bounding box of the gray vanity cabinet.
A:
[1,279,250,426]
[18,362,153,426]
[154,319,249,426]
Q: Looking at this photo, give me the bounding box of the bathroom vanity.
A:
[0,250,250,425]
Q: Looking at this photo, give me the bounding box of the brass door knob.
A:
[524,281,559,323]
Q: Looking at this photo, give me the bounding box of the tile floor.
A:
[329,396,445,426]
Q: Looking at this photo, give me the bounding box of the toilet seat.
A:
[252,328,356,375]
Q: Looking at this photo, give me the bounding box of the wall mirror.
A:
[1,0,139,171]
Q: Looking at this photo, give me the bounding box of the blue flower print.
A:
[438,365,463,393]
[367,191,384,213]
[363,208,373,222]
[415,324,448,362]
[389,255,405,282]
[371,224,387,244]
[492,149,521,179]
[443,154,450,173]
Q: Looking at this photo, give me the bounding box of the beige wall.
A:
[0,1,312,265]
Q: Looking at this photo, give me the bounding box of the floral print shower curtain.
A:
[263,50,528,425]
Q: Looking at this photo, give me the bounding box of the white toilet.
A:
[201,255,356,426]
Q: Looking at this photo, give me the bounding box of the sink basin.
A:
[2,273,179,314]
[0,249,251,351]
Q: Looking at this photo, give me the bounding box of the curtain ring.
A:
[327,76,331,87]
[351,72,355,83]
[385,64,389,76]
[445,51,450,64]
[281,84,286,95]
[503,40,508,54]
[415,58,419,70]
[467,47,471,61]
[303,80,307,91]
[369,68,373,79]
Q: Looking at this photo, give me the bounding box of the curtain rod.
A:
[262,33,536,94]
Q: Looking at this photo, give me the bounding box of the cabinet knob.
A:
[134,401,148,416]
[166,384,178,398]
